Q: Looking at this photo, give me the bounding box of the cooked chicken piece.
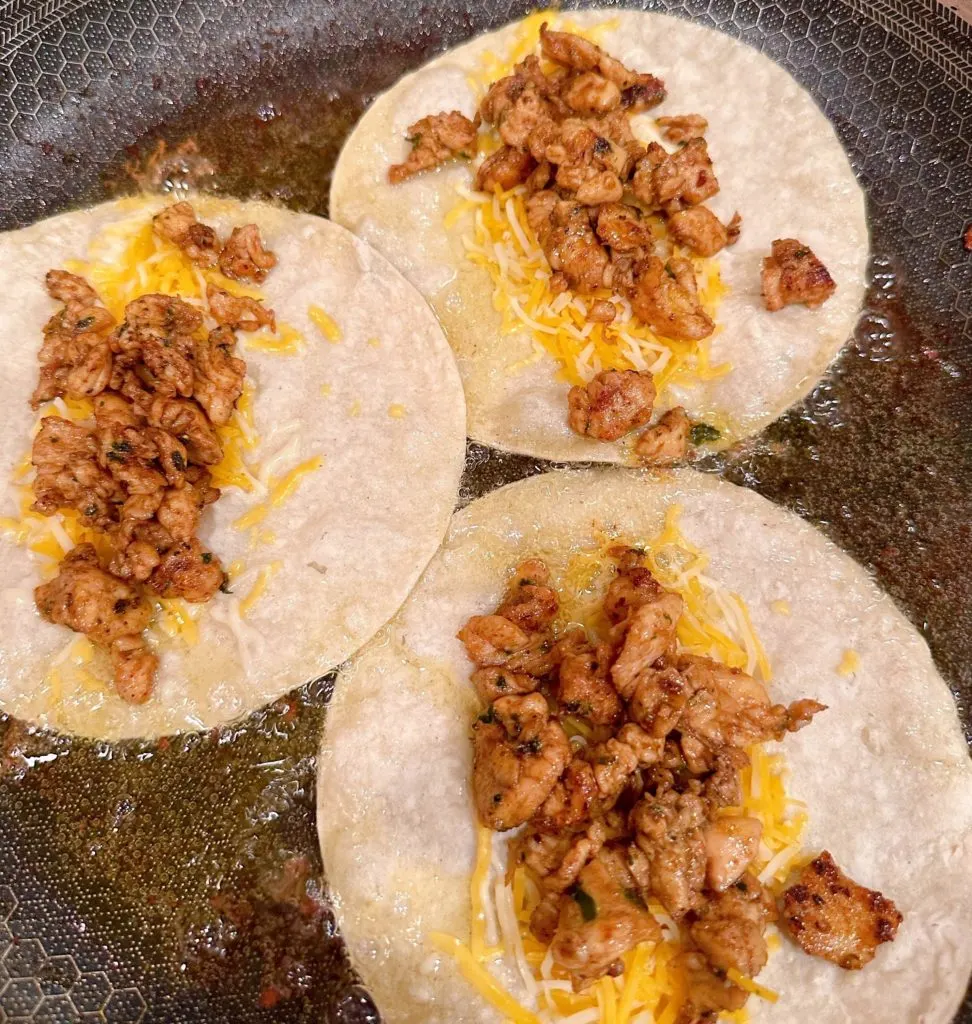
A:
[460,614,536,665]
[610,592,684,698]
[193,326,246,426]
[691,871,776,977]
[629,141,670,209]
[528,195,610,292]
[563,72,621,114]
[761,238,836,311]
[107,532,163,583]
[550,847,662,989]
[674,951,747,1024]
[575,169,624,206]
[93,392,142,430]
[626,256,714,341]
[587,723,664,805]
[472,693,571,830]
[31,417,123,527]
[619,74,667,113]
[558,641,623,726]
[656,114,708,143]
[152,201,219,267]
[630,789,707,918]
[567,369,656,442]
[147,396,222,465]
[146,427,190,486]
[218,223,278,283]
[388,111,478,184]
[155,486,204,543]
[110,634,159,705]
[496,560,559,631]
[35,544,152,646]
[502,87,557,150]
[111,293,201,399]
[539,24,665,105]
[603,555,662,624]
[470,666,540,703]
[779,851,902,969]
[33,272,116,406]
[702,747,750,808]
[97,422,168,496]
[45,269,100,310]
[595,203,653,253]
[702,816,762,892]
[587,299,616,323]
[635,407,691,465]
[533,758,601,832]
[668,206,732,257]
[206,285,275,333]
[475,144,537,192]
[520,820,607,895]
[628,662,687,738]
[726,212,742,245]
[147,537,224,602]
[677,653,826,753]
[653,138,720,213]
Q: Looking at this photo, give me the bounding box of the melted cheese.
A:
[233,456,323,533]
[837,648,860,677]
[244,322,303,356]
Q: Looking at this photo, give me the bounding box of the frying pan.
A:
[0,0,970,1021]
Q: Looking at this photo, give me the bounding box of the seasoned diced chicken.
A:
[567,368,656,442]
[152,201,219,267]
[388,111,478,183]
[610,592,684,698]
[779,851,902,969]
[626,257,714,341]
[761,238,836,311]
[702,816,763,891]
[635,407,691,465]
[472,693,571,830]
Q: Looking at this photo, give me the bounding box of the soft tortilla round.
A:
[0,195,466,739]
[317,468,972,1024]
[331,10,869,462]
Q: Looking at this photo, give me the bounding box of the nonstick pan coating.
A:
[0,0,970,1021]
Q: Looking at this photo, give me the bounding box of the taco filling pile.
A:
[448,512,900,1023]
[14,202,277,704]
[389,22,836,459]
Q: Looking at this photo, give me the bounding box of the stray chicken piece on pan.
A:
[761,238,836,311]
[388,111,478,184]
[567,368,656,442]
[779,851,902,969]
[635,406,691,465]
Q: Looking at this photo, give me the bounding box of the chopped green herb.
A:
[623,888,648,910]
[171,451,186,472]
[690,423,721,446]
[219,579,233,595]
[571,885,598,922]
[75,315,95,331]
[477,706,495,725]
[518,737,542,756]
[201,552,213,564]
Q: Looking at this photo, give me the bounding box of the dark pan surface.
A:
[0,0,971,1020]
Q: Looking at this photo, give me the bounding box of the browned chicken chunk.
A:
[656,114,708,143]
[779,852,902,969]
[635,406,691,465]
[550,847,662,989]
[761,238,836,311]
[152,201,219,267]
[193,326,246,426]
[472,693,571,830]
[529,195,610,292]
[675,951,747,1024]
[218,223,278,283]
[32,417,123,527]
[475,144,537,192]
[207,285,275,332]
[626,257,714,341]
[667,206,733,258]
[389,111,478,184]
[567,369,656,442]
[147,537,224,602]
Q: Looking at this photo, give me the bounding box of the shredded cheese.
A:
[769,598,791,616]
[837,649,860,677]
[388,403,408,419]
[239,561,282,618]
[308,304,342,342]
[726,969,779,1003]
[233,455,323,533]
[244,322,304,355]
